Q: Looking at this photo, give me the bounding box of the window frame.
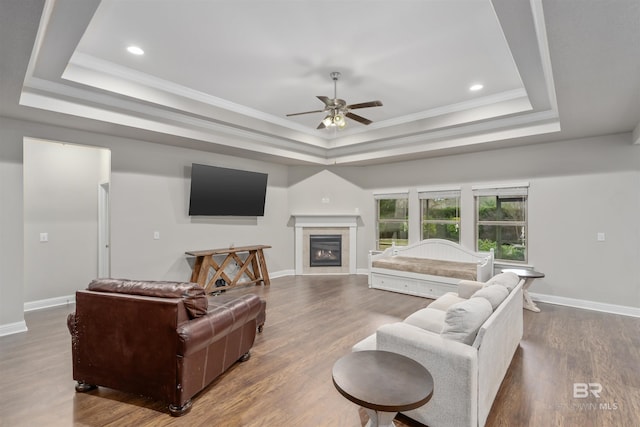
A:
[418,189,461,243]
[374,192,409,251]
[473,185,528,263]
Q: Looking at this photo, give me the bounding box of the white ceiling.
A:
[3,0,640,165]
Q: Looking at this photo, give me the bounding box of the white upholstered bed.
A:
[368,239,494,299]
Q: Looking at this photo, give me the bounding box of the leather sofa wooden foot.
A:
[75,382,97,392]
[168,399,192,417]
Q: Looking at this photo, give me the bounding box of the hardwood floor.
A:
[0,275,638,426]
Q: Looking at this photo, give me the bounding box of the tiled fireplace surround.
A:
[292,214,359,275]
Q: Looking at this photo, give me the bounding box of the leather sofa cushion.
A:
[88,279,208,318]
[472,285,509,310]
[441,297,493,345]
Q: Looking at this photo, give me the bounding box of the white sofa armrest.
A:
[457,280,484,299]
[376,322,479,427]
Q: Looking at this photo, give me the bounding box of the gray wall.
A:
[0,119,25,329]
[0,116,292,333]
[287,168,372,269]
[23,138,110,302]
[1,114,639,334]
[312,133,640,307]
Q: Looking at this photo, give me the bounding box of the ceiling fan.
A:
[286,72,383,129]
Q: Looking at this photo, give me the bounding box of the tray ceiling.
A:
[10,0,638,165]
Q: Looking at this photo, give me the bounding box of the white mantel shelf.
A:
[291,214,359,275]
[291,213,360,227]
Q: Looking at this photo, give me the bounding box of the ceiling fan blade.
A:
[317,96,332,106]
[316,121,327,129]
[346,112,373,125]
[347,100,383,110]
[286,109,325,117]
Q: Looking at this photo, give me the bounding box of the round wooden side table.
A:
[502,268,545,312]
[332,350,433,427]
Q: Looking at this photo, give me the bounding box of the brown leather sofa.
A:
[67,279,266,416]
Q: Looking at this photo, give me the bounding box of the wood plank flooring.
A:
[0,275,638,426]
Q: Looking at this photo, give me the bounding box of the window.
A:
[375,193,409,250]
[473,185,528,262]
[419,189,460,243]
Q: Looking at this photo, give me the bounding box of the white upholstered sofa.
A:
[353,272,524,427]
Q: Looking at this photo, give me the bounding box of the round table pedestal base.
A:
[364,407,396,427]
[523,279,541,312]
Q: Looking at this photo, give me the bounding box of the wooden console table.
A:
[185,245,271,293]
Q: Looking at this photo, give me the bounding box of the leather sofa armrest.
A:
[177,294,261,356]
[458,280,484,298]
[67,313,77,337]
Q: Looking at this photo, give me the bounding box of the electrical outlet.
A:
[39,232,48,242]
[153,231,160,240]
[597,232,605,241]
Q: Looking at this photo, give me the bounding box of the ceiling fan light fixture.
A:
[286,71,382,129]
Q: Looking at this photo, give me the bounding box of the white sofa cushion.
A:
[404,307,447,333]
[441,297,493,345]
[427,292,466,311]
[484,271,519,291]
[472,284,509,310]
[457,280,485,298]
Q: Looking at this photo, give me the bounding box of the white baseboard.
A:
[271,269,368,277]
[270,269,295,279]
[530,292,640,318]
[24,294,75,312]
[0,320,28,337]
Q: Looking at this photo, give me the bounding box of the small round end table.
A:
[332,350,433,427]
[502,268,545,312]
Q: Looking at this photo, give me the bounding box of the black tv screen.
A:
[188,164,268,216]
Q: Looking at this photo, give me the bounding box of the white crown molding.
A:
[66,53,327,139]
[328,112,560,164]
[365,88,531,130]
[530,0,559,114]
[67,53,534,143]
[20,84,332,165]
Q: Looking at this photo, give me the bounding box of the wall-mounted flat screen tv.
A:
[188,163,268,216]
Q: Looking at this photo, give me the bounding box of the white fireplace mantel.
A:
[291,214,360,275]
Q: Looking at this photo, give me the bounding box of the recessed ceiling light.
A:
[126,45,144,55]
[469,84,484,91]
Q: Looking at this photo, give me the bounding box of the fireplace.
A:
[292,214,358,275]
[309,235,342,267]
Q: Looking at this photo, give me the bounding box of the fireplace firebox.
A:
[309,235,342,267]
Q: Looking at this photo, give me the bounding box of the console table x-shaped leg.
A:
[186,245,271,293]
